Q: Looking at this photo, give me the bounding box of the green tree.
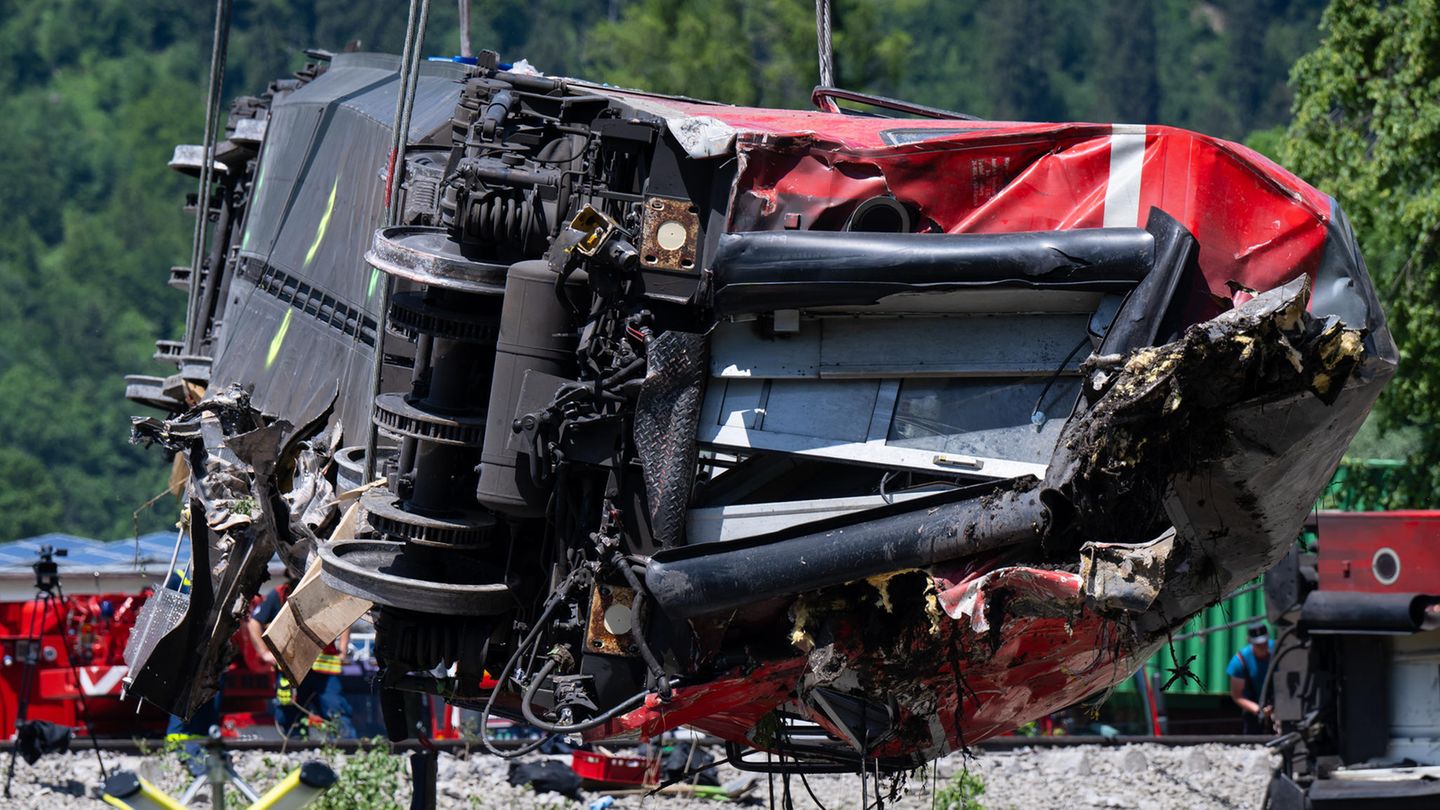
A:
[1283,0,1440,505]
[0,0,1346,541]
[1092,0,1160,123]
[981,0,1062,121]
[588,0,911,108]
[0,449,64,538]
[0,1,565,541]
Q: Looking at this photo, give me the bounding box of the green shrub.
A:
[935,768,986,810]
[311,739,407,810]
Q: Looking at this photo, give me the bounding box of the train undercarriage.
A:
[122,49,1395,774]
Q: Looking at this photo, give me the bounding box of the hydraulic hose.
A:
[475,572,576,758]
[519,658,649,734]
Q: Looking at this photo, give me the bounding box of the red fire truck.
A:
[0,586,274,738]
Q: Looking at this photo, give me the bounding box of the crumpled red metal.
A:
[578,96,1363,754]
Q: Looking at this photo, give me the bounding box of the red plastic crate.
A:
[570,751,660,787]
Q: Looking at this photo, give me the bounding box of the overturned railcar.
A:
[124,51,1395,771]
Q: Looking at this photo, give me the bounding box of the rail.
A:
[0,733,1270,756]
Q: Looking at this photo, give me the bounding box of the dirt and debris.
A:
[746,276,1372,762]
[1043,275,1363,550]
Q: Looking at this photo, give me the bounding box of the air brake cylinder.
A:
[477,259,586,516]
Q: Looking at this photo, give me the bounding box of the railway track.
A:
[0,733,1267,755]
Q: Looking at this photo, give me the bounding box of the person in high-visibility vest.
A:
[244,580,355,738]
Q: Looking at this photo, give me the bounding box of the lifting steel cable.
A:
[364,0,433,482]
[183,0,234,356]
[393,0,433,227]
[458,0,473,58]
[383,0,425,223]
[815,0,834,88]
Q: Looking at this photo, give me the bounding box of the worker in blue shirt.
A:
[1227,621,1275,734]
[244,579,355,738]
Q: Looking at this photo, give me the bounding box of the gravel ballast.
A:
[2,742,1276,809]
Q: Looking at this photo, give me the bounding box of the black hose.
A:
[520,658,649,734]
[613,557,672,701]
[1257,626,1305,737]
[476,660,555,757]
[475,573,577,758]
[646,482,1044,619]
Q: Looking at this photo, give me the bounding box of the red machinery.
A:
[0,589,272,737]
[1266,510,1440,809]
[1314,510,1440,594]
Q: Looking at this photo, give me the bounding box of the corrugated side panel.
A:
[1144,584,1268,695]
[1325,459,1407,511]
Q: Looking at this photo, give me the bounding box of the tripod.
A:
[103,725,338,809]
[173,726,261,808]
[3,545,109,798]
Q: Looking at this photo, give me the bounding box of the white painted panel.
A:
[1388,631,1440,765]
[712,319,820,378]
[687,487,950,544]
[818,315,1090,378]
[761,379,879,442]
[716,378,767,429]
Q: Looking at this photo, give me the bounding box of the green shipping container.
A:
[1118,583,1267,696]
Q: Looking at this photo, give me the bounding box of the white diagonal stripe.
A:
[79,666,127,696]
[1104,125,1146,227]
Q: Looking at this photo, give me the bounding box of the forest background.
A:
[0,0,1432,540]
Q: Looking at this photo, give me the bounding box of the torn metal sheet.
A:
[667,115,737,159]
[1079,533,1174,613]
[125,385,318,718]
[279,419,344,575]
[613,269,1389,763]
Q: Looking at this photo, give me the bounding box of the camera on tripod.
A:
[32,545,66,594]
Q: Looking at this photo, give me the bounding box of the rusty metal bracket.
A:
[584,584,639,657]
[640,197,700,272]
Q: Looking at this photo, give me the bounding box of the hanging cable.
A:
[1029,337,1091,428]
[183,0,234,355]
[475,569,587,757]
[364,0,432,483]
[797,770,830,810]
[458,0,472,58]
[393,0,432,221]
[814,0,834,88]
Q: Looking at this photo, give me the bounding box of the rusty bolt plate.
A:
[639,197,701,273]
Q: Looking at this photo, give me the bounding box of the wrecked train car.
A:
[123,51,1395,771]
